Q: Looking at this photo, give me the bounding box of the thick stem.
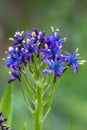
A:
[33,86,43,130]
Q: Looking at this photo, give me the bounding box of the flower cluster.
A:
[5,27,85,83]
[0,112,13,130]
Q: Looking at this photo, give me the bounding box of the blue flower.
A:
[42,27,66,60]
[45,27,66,49]
[26,29,45,57]
[0,112,13,130]
[33,28,45,43]
[63,48,86,73]
[42,47,62,60]
[13,31,25,46]
[6,47,22,70]
[8,70,21,83]
[26,29,45,45]
[42,58,65,77]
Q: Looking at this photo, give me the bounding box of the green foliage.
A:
[0,84,13,126]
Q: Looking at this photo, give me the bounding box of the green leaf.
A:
[23,122,28,130]
[0,83,13,126]
[43,78,61,120]
[25,65,36,87]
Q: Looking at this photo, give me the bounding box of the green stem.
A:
[33,86,43,130]
[43,78,61,121]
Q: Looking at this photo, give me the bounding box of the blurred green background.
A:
[0,0,87,130]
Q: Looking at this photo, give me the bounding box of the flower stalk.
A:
[33,86,43,130]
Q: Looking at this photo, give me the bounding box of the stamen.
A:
[16,47,18,51]
[26,50,28,52]
[45,44,48,49]
[76,48,79,52]
[37,42,41,46]
[2,58,5,60]
[8,71,11,76]
[39,31,42,35]
[26,38,30,43]
[19,33,22,36]
[21,31,24,34]
[80,60,86,63]
[22,40,25,43]
[59,45,62,49]
[7,56,10,59]
[54,32,58,37]
[16,32,20,35]
[64,37,67,41]
[8,47,13,51]
[38,35,40,39]
[32,32,36,36]
[79,62,84,65]
[31,37,35,40]
[9,38,14,41]
[22,48,24,50]
[56,28,59,32]
[76,53,80,56]
[51,26,54,32]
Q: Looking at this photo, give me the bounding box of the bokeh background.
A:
[0,0,87,130]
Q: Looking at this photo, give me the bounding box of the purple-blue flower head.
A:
[4,27,85,83]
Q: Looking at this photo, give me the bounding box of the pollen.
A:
[45,44,48,49]
[2,58,5,60]
[22,48,24,50]
[32,32,36,36]
[9,38,14,41]
[37,42,41,46]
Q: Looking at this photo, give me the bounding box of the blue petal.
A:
[73,63,78,73]
[42,69,54,74]
[43,59,52,66]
